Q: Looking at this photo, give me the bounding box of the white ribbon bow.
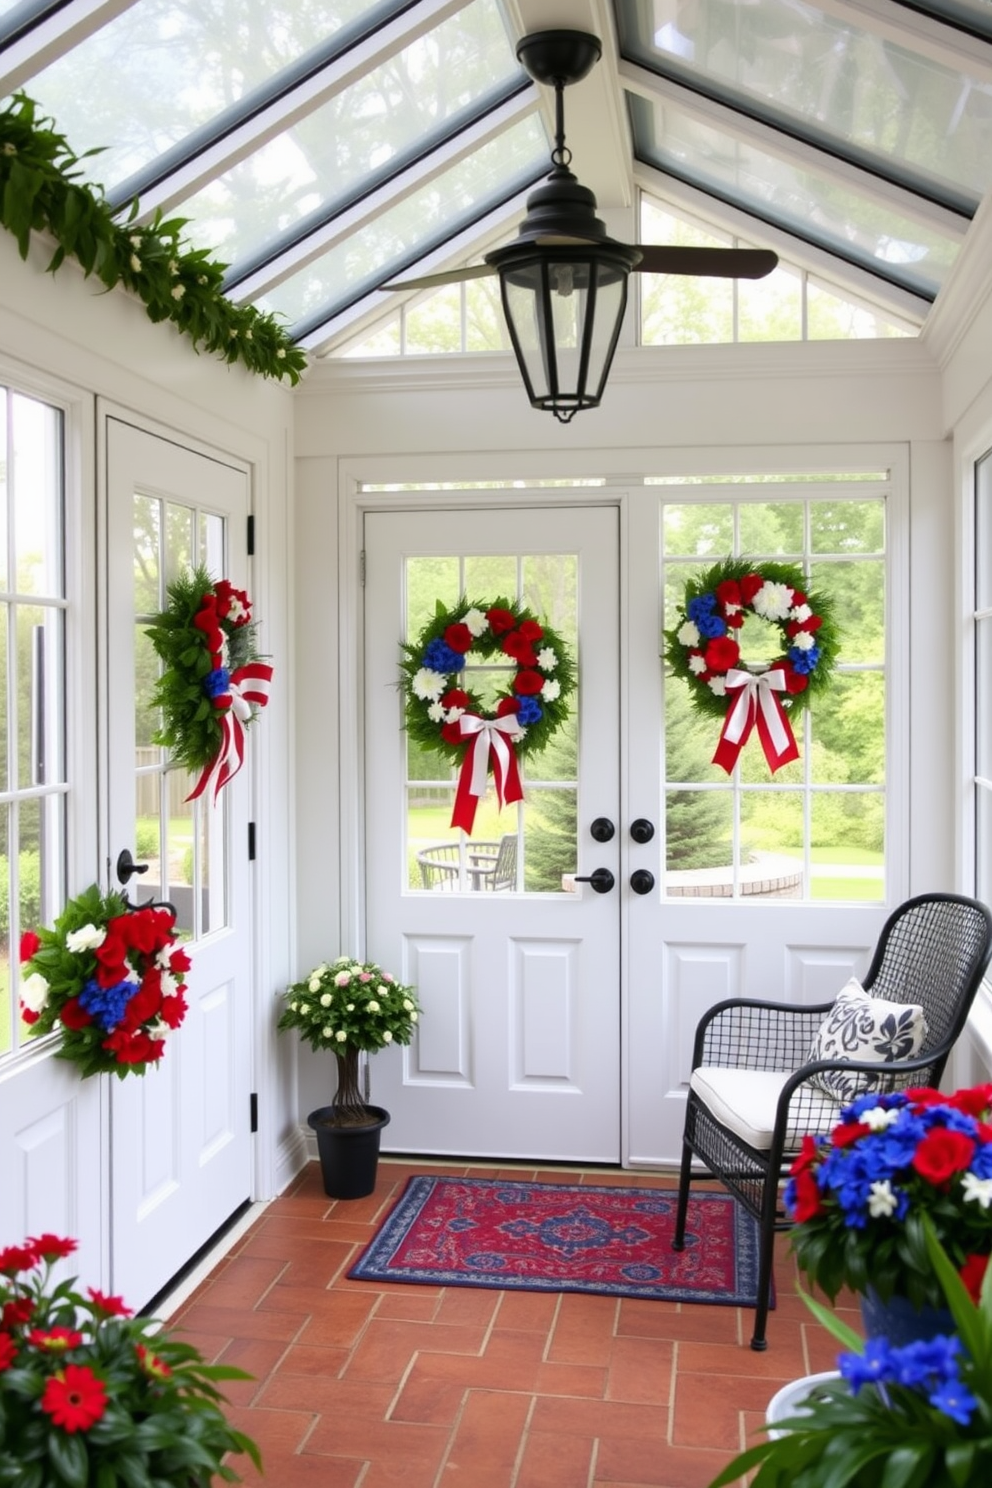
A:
[724,667,791,758]
[458,713,524,802]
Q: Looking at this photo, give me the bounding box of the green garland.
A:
[145,566,263,774]
[664,557,838,722]
[400,597,576,766]
[0,92,306,384]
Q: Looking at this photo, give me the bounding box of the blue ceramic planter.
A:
[860,1286,954,1346]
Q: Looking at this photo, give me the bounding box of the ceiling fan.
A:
[383,29,778,423]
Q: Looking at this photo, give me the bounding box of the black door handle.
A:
[630,869,655,895]
[116,848,149,885]
[590,817,615,842]
[574,867,615,894]
[630,819,655,844]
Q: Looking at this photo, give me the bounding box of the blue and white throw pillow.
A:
[807,977,928,1103]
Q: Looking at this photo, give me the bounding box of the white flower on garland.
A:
[708,676,727,696]
[963,1172,992,1209]
[20,972,50,1014]
[867,1180,900,1218]
[791,602,813,623]
[542,679,561,701]
[66,923,106,953]
[427,701,445,722]
[752,582,794,621]
[688,655,707,675]
[463,608,488,637]
[792,631,816,651]
[536,647,558,671]
[678,620,701,647]
[412,666,447,700]
[445,705,466,722]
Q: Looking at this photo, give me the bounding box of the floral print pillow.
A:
[808,978,928,1102]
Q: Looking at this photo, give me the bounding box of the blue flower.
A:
[839,1337,893,1392]
[890,1336,960,1388]
[203,666,230,698]
[422,638,464,675]
[516,696,543,725]
[789,644,820,675]
[930,1377,978,1426]
[687,593,727,640]
[79,976,140,1032]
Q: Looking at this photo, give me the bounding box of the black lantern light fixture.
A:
[384,31,778,424]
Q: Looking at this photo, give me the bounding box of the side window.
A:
[0,385,67,1057]
[975,449,992,904]
[662,485,887,902]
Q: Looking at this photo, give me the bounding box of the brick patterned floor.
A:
[169,1161,858,1488]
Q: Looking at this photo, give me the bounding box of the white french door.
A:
[104,418,253,1306]
[364,504,621,1162]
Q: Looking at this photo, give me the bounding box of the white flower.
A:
[367,1000,380,1013]
[382,973,394,982]
[860,1106,902,1131]
[308,975,322,992]
[245,328,253,341]
[427,702,445,722]
[542,679,561,701]
[536,647,558,671]
[791,632,815,651]
[347,1003,355,1011]
[20,972,50,1013]
[708,676,727,697]
[335,1029,347,1042]
[412,667,447,701]
[66,923,106,953]
[320,992,332,1007]
[313,963,328,977]
[752,582,794,621]
[147,1018,172,1040]
[962,1172,992,1209]
[688,655,707,675]
[445,706,465,723]
[171,284,186,301]
[160,971,178,999]
[867,1180,900,1218]
[791,603,812,623]
[168,259,179,276]
[290,1001,299,1013]
[130,234,142,248]
[130,254,141,272]
[677,621,701,647]
[277,347,286,359]
[323,1025,334,1038]
[382,1029,392,1042]
[403,999,414,1011]
[2,143,17,157]
[463,608,487,637]
[723,602,741,617]
[334,970,351,987]
[410,1011,418,1022]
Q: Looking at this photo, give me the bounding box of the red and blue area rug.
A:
[348,1176,767,1305]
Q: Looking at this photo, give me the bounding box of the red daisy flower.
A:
[0,1332,17,1371]
[28,1325,83,1352]
[87,1287,133,1318]
[40,1364,108,1432]
[136,1343,172,1380]
[29,1234,77,1263]
[19,929,41,961]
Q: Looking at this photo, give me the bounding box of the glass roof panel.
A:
[616,0,992,212]
[172,0,523,271]
[896,0,992,41]
[628,94,960,298]
[21,0,406,194]
[252,113,548,335]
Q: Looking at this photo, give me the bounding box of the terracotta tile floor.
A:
[168,1160,858,1488]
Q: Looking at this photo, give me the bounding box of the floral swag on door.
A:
[145,565,273,801]
[665,558,838,772]
[401,599,576,834]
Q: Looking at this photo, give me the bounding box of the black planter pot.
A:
[307,1105,390,1199]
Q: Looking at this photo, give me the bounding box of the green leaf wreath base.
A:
[664,557,839,724]
[400,596,576,768]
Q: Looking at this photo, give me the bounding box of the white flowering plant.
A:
[277,959,421,1119]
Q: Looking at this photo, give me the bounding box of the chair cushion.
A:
[807,977,927,1103]
[690,1066,844,1150]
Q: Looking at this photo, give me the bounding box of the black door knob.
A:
[630,818,655,844]
[590,817,615,842]
[573,867,615,894]
[116,847,149,885]
[630,869,655,895]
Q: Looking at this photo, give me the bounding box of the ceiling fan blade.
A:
[381,263,497,292]
[634,246,779,280]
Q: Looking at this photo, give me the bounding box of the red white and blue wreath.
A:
[664,558,837,772]
[401,599,576,834]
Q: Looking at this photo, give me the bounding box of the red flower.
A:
[94,927,129,987]
[960,1254,990,1303]
[715,579,742,610]
[502,632,537,666]
[740,573,764,605]
[0,1243,39,1276]
[441,721,464,744]
[831,1121,870,1148]
[103,1028,165,1065]
[3,1297,34,1328]
[160,994,188,1030]
[19,930,40,961]
[0,1333,16,1372]
[787,616,823,637]
[512,670,545,696]
[20,1007,39,1025]
[518,619,544,642]
[944,1084,992,1118]
[789,1135,822,1174]
[904,1087,947,1107]
[704,636,740,673]
[912,1127,976,1184]
[29,1326,83,1352]
[41,1363,108,1432]
[780,663,808,695]
[29,1234,77,1263]
[496,697,520,716]
[789,1168,824,1222]
[123,973,163,1028]
[136,1343,172,1380]
[441,689,470,711]
[486,607,516,635]
[213,579,252,625]
[725,610,745,629]
[87,1287,132,1318]
[792,590,807,607]
[444,622,473,654]
[59,997,94,1030]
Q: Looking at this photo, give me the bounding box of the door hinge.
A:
[250,1092,258,1134]
[247,513,255,556]
[359,549,366,586]
[248,821,256,861]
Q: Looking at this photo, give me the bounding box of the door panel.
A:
[364,505,621,1162]
[105,419,251,1306]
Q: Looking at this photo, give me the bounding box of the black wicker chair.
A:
[672,893,992,1350]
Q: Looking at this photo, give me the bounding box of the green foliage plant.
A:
[278,958,422,1122]
[708,1217,992,1488]
[0,92,306,385]
[0,1233,261,1486]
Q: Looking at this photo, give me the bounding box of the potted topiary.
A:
[277,956,421,1198]
[0,1232,260,1486]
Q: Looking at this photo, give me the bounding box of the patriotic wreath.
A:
[664,558,838,772]
[401,598,576,833]
[145,565,273,802]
